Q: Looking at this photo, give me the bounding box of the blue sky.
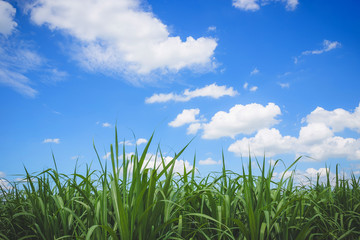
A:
[1,0,360,184]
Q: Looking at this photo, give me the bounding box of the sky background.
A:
[1,0,360,184]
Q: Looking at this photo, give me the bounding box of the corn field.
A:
[1,130,360,239]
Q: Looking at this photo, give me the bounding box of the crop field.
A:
[1,130,360,240]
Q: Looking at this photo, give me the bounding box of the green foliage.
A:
[1,130,359,239]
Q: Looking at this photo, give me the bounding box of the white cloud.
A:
[28,0,217,76]
[304,104,360,133]
[233,0,298,11]
[0,0,17,36]
[298,123,334,145]
[199,157,221,165]
[243,82,248,89]
[102,152,111,160]
[43,138,60,144]
[0,40,44,97]
[302,40,341,56]
[169,109,200,127]
[102,122,112,128]
[202,103,281,139]
[298,136,360,161]
[275,167,337,186]
[228,128,297,157]
[228,104,360,161]
[119,140,133,146]
[208,26,216,32]
[145,83,238,103]
[233,0,260,11]
[249,86,258,92]
[136,138,148,145]
[0,172,11,190]
[250,67,259,75]
[278,82,290,88]
[0,68,38,97]
[71,155,83,160]
[284,0,299,11]
[187,123,202,135]
[120,152,193,175]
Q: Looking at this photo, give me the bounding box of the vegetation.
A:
[1,130,360,239]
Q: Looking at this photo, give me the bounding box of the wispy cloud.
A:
[43,138,60,144]
[102,152,111,160]
[243,82,258,92]
[71,155,83,160]
[0,2,66,97]
[294,40,341,64]
[232,0,299,11]
[102,122,112,128]
[199,157,221,165]
[302,40,341,56]
[250,67,259,76]
[249,86,258,92]
[243,82,249,89]
[146,83,238,104]
[119,140,133,146]
[278,82,290,88]
[208,26,216,32]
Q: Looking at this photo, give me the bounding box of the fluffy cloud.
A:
[136,138,148,145]
[228,128,297,157]
[202,103,281,139]
[0,0,17,36]
[187,123,202,135]
[28,0,217,76]
[304,104,360,133]
[0,171,11,190]
[199,157,221,165]
[233,0,260,11]
[302,40,341,56]
[232,0,298,11]
[228,104,360,161]
[283,0,299,10]
[275,167,338,186]
[145,83,238,103]
[169,109,200,127]
[43,138,60,144]
[298,123,334,145]
[120,153,193,175]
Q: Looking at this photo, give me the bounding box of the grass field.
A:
[1,130,360,239]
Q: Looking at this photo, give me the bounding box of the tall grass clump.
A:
[1,129,359,239]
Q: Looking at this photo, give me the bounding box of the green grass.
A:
[1,129,360,239]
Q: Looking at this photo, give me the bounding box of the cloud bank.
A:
[228,104,360,161]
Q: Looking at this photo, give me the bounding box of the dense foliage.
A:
[1,131,360,239]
